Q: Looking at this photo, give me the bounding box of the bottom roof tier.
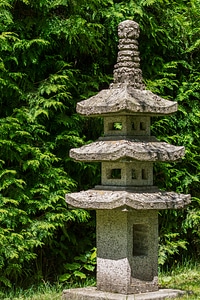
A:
[66,186,190,210]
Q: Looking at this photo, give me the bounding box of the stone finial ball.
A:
[118,20,140,39]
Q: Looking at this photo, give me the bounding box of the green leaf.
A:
[73,271,86,279]
[59,273,71,282]
[64,263,81,271]
[83,264,95,271]
[90,248,97,261]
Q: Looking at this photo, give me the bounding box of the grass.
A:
[1,282,62,300]
[2,262,200,299]
[1,278,95,300]
[159,260,200,299]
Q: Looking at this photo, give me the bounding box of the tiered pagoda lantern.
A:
[63,20,190,300]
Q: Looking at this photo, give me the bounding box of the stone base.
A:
[62,287,185,300]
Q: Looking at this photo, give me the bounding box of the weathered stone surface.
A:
[115,61,140,68]
[70,138,184,162]
[101,161,154,186]
[76,20,177,117]
[104,116,151,136]
[66,188,191,210]
[96,210,158,294]
[64,19,191,300]
[76,87,178,116]
[118,20,140,39]
[119,38,139,46]
[114,20,144,89]
[117,53,139,61]
[62,287,186,300]
[118,50,139,57]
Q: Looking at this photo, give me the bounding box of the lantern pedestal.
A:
[96,209,158,294]
[62,287,185,300]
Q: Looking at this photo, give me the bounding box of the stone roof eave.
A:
[69,139,185,162]
[66,188,191,210]
[76,87,178,117]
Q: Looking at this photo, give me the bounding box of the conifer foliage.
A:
[0,0,200,288]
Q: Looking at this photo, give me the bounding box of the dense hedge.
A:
[0,0,199,288]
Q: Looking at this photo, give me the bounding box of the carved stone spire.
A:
[76,20,178,117]
[112,20,145,89]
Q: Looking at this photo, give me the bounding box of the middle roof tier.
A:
[70,136,184,162]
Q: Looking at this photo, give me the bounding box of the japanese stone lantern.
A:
[63,20,190,300]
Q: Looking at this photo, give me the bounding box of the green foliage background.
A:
[0,0,200,289]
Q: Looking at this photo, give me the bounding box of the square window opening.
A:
[132,122,136,130]
[133,224,148,256]
[142,169,148,180]
[109,122,123,131]
[132,169,137,179]
[108,168,122,179]
[140,122,146,131]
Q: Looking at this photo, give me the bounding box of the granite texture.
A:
[66,188,190,210]
[101,161,154,186]
[64,20,190,299]
[76,87,178,116]
[113,20,145,90]
[76,20,178,117]
[62,287,186,300]
[96,210,158,294]
[69,138,184,162]
[104,116,151,136]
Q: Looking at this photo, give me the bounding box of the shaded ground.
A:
[2,262,200,299]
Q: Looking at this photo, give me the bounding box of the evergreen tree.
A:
[0,0,200,289]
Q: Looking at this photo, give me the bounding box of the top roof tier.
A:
[77,20,177,117]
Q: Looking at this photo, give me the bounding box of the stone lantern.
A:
[62,20,190,300]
